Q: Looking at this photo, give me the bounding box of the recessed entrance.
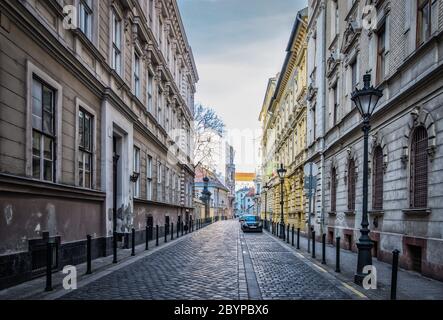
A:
[345,234,353,251]
[408,245,422,273]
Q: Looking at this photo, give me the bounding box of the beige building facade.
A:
[0,0,197,288]
[259,8,308,229]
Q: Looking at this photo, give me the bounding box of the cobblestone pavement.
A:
[60,221,354,300]
[242,233,351,300]
[294,232,443,300]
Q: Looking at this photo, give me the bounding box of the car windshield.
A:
[245,216,259,222]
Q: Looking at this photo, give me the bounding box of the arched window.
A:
[372,146,384,210]
[348,159,356,211]
[410,126,428,208]
[331,167,337,212]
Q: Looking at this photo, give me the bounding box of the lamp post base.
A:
[354,240,373,285]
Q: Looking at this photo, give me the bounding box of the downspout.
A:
[320,2,327,236]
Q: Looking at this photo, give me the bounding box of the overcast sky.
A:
[177,0,306,172]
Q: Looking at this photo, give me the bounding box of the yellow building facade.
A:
[259,8,308,230]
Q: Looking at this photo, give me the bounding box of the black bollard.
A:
[322,233,326,265]
[391,249,400,300]
[287,224,290,244]
[164,224,168,243]
[171,222,174,240]
[297,228,300,249]
[312,231,316,258]
[335,237,341,273]
[291,225,295,247]
[86,235,92,274]
[282,223,286,241]
[131,228,135,256]
[145,226,149,250]
[113,231,118,264]
[156,225,159,246]
[45,242,53,291]
[181,221,184,236]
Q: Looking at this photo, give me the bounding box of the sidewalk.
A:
[0,223,212,300]
[268,229,443,300]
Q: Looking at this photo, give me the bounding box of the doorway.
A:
[345,234,353,251]
[372,241,379,259]
[112,136,121,236]
[328,231,334,245]
[408,245,422,273]
[147,215,153,240]
[165,216,170,235]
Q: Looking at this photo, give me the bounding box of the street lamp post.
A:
[351,73,383,285]
[200,177,212,222]
[277,164,287,239]
[263,183,269,230]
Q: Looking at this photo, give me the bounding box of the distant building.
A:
[194,165,230,220]
[235,186,257,216]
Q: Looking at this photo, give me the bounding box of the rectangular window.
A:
[313,106,317,141]
[376,24,386,85]
[147,73,153,113]
[133,147,140,198]
[148,0,154,26]
[147,155,153,200]
[333,84,338,126]
[351,59,357,90]
[79,0,93,40]
[134,53,140,98]
[159,20,163,50]
[165,104,170,132]
[78,108,93,188]
[111,10,122,75]
[158,162,162,184]
[158,90,163,126]
[166,167,170,202]
[32,77,55,182]
[417,0,433,46]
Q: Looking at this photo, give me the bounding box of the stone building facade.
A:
[194,165,230,220]
[0,0,197,288]
[307,0,443,281]
[259,8,308,229]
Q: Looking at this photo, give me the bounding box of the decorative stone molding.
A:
[369,130,389,173]
[327,51,341,77]
[401,106,437,166]
[326,157,339,189]
[343,147,359,185]
[340,19,361,54]
[307,84,318,102]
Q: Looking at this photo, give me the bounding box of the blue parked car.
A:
[241,215,263,233]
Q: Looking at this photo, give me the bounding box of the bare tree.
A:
[192,104,225,171]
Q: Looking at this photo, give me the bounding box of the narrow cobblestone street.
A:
[60,221,354,300]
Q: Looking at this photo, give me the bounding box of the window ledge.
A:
[369,210,384,216]
[402,208,431,216]
[328,211,337,216]
[344,210,356,216]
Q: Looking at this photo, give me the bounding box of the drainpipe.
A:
[320,2,327,236]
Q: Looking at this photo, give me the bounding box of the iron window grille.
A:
[410,126,428,208]
[372,146,384,210]
[347,159,356,211]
